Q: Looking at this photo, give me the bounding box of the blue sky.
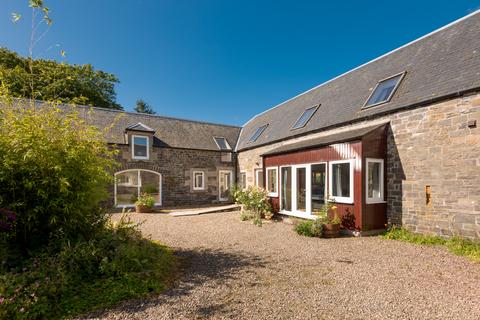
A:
[1,1,479,126]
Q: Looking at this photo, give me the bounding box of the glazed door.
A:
[280,165,311,216]
[219,170,233,201]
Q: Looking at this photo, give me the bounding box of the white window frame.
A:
[365,158,385,204]
[328,159,354,204]
[240,171,247,189]
[114,169,162,208]
[193,171,205,190]
[254,168,263,188]
[131,135,150,160]
[266,167,278,197]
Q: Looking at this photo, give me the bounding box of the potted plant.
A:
[316,199,341,238]
[135,193,155,213]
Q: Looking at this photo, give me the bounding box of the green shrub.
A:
[135,193,155,207]
[383,226,480,262]
[294,219,323,237]
[0,213,175,319]
[0,101,118,250]
[239,211,253,221]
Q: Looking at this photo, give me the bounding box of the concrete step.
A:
[169,204,240,217]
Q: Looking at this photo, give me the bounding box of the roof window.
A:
[291,105,319,130]
[213,137,231,150]
[363,72,405,108]
[249,124,268,142]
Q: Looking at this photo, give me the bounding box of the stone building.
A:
[69,10,479,238]
[235,11,480,238]
[78,107,241,208]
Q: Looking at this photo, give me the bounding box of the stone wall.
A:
[237,92,480,238]
[114,144,236,207]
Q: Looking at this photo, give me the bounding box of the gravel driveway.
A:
[96,211,480,320]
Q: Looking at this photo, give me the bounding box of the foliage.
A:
[0,101,119,250]
[0,48,122,109]
[134,99,155,114]
[314,199,340,225]
[383,226,480,262]
[135,193,155,207]
[231,185,272,225]
[239,211,253,221]
[294,219,324,237]
[0,213,175,320]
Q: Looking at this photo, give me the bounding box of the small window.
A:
[329,160,354,203]
[193,171,205,190]
[132,135,149,160]
[291,105,319,130]
[240,172,247,189]
[213,137,231,150]
[249,124,268,142]
[266,167,278,196]
[255,169,264,188]
[366,159,384,203]
[363,72,405,108]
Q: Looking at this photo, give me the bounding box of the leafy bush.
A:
[383,226,480,262]
[135,193,155,207]
[239,211,253,221]
[231,185,272,226]
[0,101,118,250]
[294,218,324,237]
[0,213,175,319]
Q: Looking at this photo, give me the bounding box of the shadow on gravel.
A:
[84,248,266,318]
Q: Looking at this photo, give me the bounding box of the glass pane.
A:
[116,171,139,205]
[194,173,203,189]
[292,106,318,129]
[140,170,161,204]
[219,172,231,199]
[368,162,381,199]
[296,167,306,212]
[267,169,277,193]
[256,170,264,188]
[241,173,246,189]
[281,167,292,211]
[332,163,350,198]
[214,137,230,150]
[249,125,268,142]
[311,164,326,214]
[133,136,148,157]
[366,74,402,106]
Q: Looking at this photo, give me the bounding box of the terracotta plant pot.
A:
[135,204,152,213]
[323,223,341,238]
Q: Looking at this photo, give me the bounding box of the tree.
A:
[134,99,156,114]
[0,48,123,110]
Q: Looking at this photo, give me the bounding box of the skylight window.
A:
[363,72,405,108]
[213,137,231,150]
[249,124,268,142]
[291,105,319,130]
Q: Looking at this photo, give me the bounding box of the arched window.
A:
[114,169,162,207]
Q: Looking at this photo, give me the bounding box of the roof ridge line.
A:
[241,9,480,128]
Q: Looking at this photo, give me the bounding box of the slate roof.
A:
[237,10,480,151]
[73,105,241,151]
[262,124,386,156]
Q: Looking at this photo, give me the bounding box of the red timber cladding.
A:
[361,125,388,230]
[263,141,364,230]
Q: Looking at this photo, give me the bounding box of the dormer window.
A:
[213,137,231,150]
[132,135,149,160]
[249,124,268,142]
[363,72,405,108]
[291,105,319,130]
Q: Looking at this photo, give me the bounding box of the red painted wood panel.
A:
[264,141,364,230]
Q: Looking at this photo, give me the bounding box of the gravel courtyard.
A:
[98,212,480,320]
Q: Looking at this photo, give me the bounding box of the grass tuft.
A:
[383,227,480,262]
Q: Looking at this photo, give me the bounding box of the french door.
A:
[280,163,326,217]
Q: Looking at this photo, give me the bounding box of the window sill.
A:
[365,199,386,204]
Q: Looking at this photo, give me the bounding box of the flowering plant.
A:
[231,185,272,223]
